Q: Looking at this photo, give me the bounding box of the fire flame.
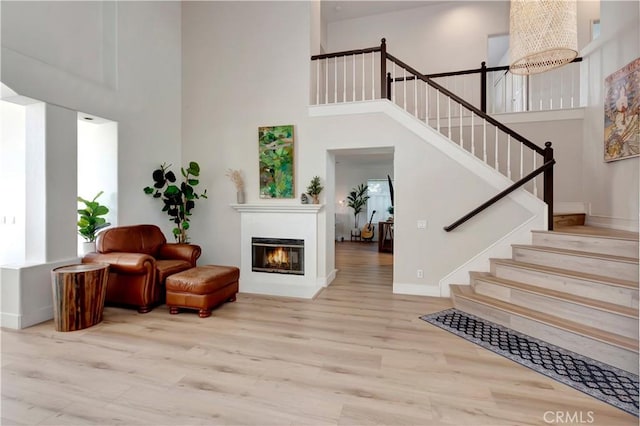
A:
[266,247,289,267]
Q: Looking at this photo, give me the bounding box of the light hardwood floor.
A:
[1,242,637,425]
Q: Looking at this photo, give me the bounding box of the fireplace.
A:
[252,238,304,275]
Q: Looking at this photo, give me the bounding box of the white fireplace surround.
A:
[231,204,324,298]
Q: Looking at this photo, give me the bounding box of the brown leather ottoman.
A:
[166,265,239,318]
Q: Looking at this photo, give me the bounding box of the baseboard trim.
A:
[318,269,337,287]
[393,282,441,297]
[587,214,639,233]
[239,280,321,299]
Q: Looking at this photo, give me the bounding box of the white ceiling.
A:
[321,1,444,23]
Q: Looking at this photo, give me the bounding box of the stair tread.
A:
[551,225,639,241]
[512,244,639,264]
[533,228,640,244]
[470,271,639,317]
[491,258,639,289]
[451,284,639,353]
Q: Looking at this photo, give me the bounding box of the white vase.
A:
[82,241,96,255]
[236,190,245,204]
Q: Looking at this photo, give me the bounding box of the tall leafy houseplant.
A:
[77,191,111,242]
[347,183,369,228]
[143,162,208,244]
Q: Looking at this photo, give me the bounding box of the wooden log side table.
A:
[51,263,109,332]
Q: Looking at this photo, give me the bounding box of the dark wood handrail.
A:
[311,46,381,61]
[309,39,556,231]
[386,52,545,155]
[444,159,556,232]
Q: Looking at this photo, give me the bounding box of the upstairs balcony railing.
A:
[311,38,558,231]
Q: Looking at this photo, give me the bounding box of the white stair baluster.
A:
[425,83,429,124]
[371,52,375,99]
[507,135,512,179]
[533,154,538,197]
[448,97,451,139]
[403,69,407,111]
[494,127,499,171]
[459,104,463,148]
[325,58,328,104]
[414,76,418,117]
[471,112,475,156]
[343,56,346,102]
[436,90,441,132]
[352,54,356,101]
[520,143,524,179]
[392,62,396,103]
[333,56,338,104]
[316,60,319,105]
[483,120,487,162]
[362,53,365,101]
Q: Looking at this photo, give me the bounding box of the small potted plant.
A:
[226,169,245,204]
[387,205,394,221]
[77,191,111,253]
[306,176,324,204]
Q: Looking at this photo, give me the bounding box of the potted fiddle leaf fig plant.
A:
[143,161,207,244]
[77,190,111,253]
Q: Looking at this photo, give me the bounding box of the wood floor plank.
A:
[1,241,636,425]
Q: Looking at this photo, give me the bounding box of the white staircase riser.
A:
[532,232,639,258]
[490,261,639,308]
[512,247,639,281]
[453,294,639,375]
[471,279,639,339]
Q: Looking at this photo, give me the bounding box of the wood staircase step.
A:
[450,284,639,374]
[553,213,585,227]
[532,229,639,258]
[490,258,639,308]
[511,244,639,282]
[470,271,639,339]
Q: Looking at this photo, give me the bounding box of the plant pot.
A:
[82,241,96,255]
[237,190,245,204]
[312,194,319,204]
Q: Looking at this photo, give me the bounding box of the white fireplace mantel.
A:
[231,203,324,299]
[230,204,324,214]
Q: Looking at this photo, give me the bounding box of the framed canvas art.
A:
[604,58,640,162]
[258,125,294,198]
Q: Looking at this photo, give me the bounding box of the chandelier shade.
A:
[509,0,578,75]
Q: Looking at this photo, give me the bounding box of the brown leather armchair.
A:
[82,224,201,313]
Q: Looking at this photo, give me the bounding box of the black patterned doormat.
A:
[420,309,639,417]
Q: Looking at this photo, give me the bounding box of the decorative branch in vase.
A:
[226,169,245,204]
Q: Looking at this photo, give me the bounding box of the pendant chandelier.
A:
[509,0,578,75]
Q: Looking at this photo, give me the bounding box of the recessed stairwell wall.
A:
[309,101,544,296]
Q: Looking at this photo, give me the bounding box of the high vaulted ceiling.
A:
[321,1,445,23]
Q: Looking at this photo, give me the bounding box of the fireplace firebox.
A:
[252,238,304,275]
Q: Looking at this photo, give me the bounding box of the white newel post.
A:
[230,204,324,298]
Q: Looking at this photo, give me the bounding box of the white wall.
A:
[326,1,510,74]
[2,1,183,232]
[182,2,536,295]
[182,1,312,268]
[0,100,26,265]
[580,0,639,230]
[1,0,183,327]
